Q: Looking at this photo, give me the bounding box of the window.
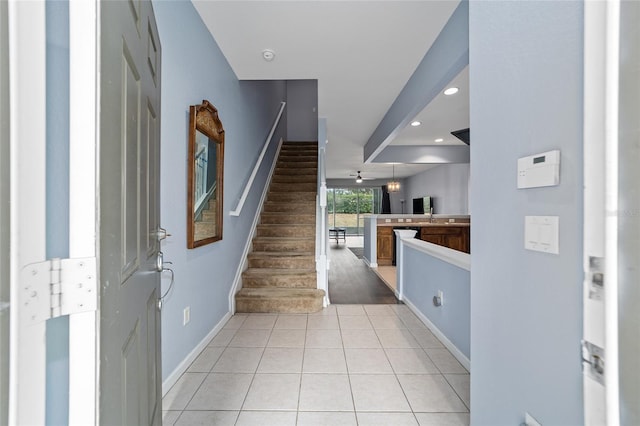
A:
[327,187,381,235]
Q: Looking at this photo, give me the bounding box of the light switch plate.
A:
[525,216,559,254]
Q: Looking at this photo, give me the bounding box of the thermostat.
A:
[517,149,560,189]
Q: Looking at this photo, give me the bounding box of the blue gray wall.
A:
[404,164,469,214]
[45,2,70,424]
[402,246,470,359]
[154,0,287,380]
[286,80,318,142]
[469,2,584,424]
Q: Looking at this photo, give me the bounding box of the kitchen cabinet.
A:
[376,224,470,265]
[420,226,469,253]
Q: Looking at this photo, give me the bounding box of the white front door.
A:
[98,1,162,424]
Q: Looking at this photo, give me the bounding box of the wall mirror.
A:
[187,100,224,248]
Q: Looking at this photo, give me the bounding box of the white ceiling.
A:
[192,0,468,181]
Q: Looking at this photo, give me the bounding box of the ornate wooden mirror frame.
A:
[187,100,224,248]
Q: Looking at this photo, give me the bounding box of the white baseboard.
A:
[162,311,232,397]
[402,297,471,372]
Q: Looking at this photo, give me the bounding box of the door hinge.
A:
[582,340,605,385]
[20,257,97,325]
[588,256,604,301]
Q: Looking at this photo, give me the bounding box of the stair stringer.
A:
[228,138,284,314]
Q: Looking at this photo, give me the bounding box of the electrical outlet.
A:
[406,218,412,222]
[449,218,455,223]
[183,306,190,325]
[438,290,444,306]
[385,219,391,223]
[398,218,404,222]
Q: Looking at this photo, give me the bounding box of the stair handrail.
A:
[316,118,330,306]
[230,101,286,217]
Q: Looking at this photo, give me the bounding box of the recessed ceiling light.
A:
[262,49,275,62]
[434,138,444,143]
[444,87,459,96]
[410,121,421,127]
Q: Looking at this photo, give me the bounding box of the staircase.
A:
[194,196,217,241]
[235,142,325,313]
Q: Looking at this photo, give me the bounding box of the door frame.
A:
[68,1,99,424]
[8,1,99,424]
[582,0,620,423]
[8,1,48,424]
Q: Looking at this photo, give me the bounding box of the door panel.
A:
[100,1,161,424]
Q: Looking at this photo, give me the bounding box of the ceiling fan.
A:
[349,171,375,183]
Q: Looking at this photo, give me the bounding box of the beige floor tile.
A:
[242,373,301,411]
[444,374,470,409]
[425,348,468,374]
[187,347,225,373]
[308,305,337,316]
[235,411,297,426]
[211,347,263,373]
[303,348,347,373]
[397,374,467,413]
[274,314,308,329]
[296,411,357,426]
[338,315,373,330]
[409,328,445,349]
[222,314,248,330]
[375,328,420,348]
[368,315,407,330]
[240,314,277,329]
[336,305,366,316]
[306,315,339,329]
[384,348,440,374]
[267,329,306,348]
[298,374,354,411]
[398,312,427,329]
[363,304,396,317]
[356,412,419,426]
[414,413,470,426]
[257,347,304,373]
[341,329,381,348]
[344,348,393,374]
[186,373,253,410]
[207,329,237,347]
[162,410,181,426]
[174,410,238,426]
[350,374,411,412]
[162,372,207,411]
[305,329,342,348]
[228,329,271,347]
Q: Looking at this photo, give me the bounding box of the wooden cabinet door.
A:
[376,227,393,265]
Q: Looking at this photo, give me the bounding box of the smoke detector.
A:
[262,49,275,62]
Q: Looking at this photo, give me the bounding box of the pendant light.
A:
[387,164,400,192]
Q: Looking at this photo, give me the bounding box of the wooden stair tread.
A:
[236,288,324,298]
[248,251,314,257]
[243,268,315,276]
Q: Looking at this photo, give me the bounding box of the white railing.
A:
[194,148,208,211]
[230,101,286,216]
[316,119,330,306]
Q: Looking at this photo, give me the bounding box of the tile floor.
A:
[162,304,470,425]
